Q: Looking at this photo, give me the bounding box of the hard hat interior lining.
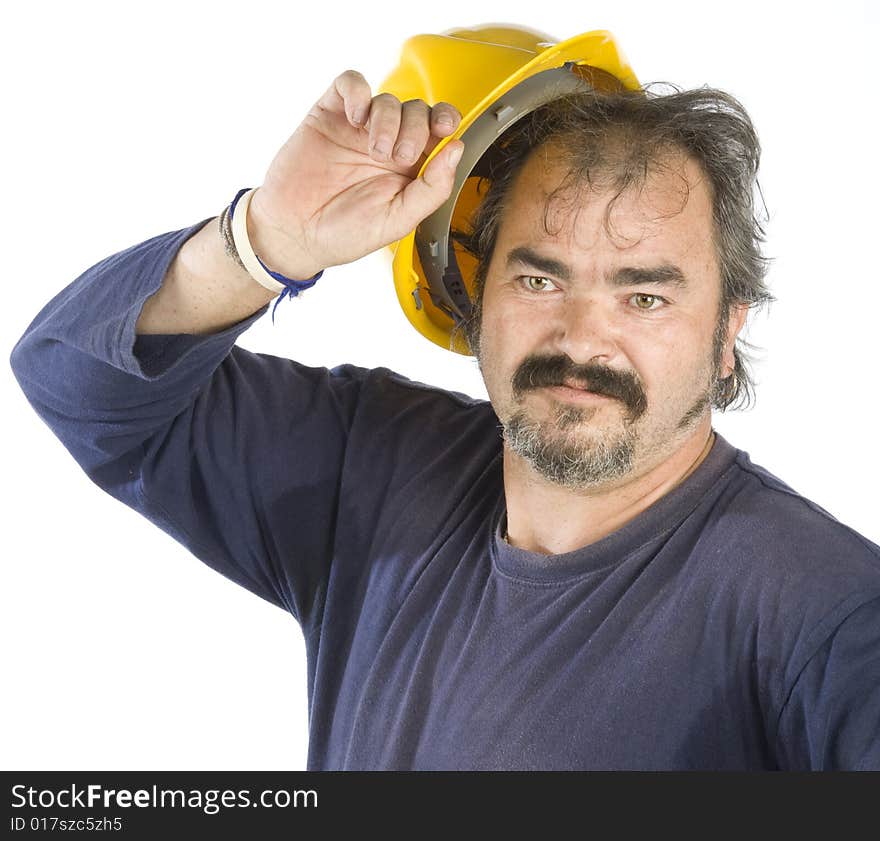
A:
[414,63,609,327]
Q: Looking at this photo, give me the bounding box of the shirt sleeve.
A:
[9,217,366,627]
[775,594,880,770]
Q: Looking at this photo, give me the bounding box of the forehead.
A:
[495,142,718,272]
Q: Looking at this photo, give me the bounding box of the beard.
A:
[476,337,724,492]
[501,360,721,491]
[503,400,638,490]
[465,287,729,491]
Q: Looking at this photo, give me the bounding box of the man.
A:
[11,26,880,769]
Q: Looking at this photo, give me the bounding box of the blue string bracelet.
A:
[227,187,324,324]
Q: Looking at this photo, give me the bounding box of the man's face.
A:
[472,143,743,491]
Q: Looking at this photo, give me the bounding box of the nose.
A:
[553,297,618,366]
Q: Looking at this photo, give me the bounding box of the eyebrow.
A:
[505,246,690,289]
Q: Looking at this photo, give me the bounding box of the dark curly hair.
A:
[450,82,774,411]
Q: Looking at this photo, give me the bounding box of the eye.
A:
[520,276,558,292]
[629,292,667,311]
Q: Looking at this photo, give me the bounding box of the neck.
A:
[502,421,716,555]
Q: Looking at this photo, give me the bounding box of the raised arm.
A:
[10,70,463,623]
[135,69,464,336]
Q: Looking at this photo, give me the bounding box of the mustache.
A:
[512,355,648,420]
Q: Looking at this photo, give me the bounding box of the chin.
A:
[503,409,639,489]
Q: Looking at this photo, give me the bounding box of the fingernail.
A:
[351,108,365,125]
[447,144,464,168]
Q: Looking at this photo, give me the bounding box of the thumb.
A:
[392,141,465,232]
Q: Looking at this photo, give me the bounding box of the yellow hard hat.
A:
[378,24,641,355]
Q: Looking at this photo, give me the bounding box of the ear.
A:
[721,303,750,379]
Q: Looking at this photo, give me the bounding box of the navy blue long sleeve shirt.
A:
[10,217,880,770]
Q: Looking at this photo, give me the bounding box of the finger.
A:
[366,93,402,161]
[317,69,372,126]
[391,140,465,232]
[429,102,463,137]
[393,99,431,166]
[422,102,463,159]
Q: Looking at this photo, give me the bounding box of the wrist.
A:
[247,188,323,281]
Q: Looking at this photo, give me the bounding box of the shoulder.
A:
[330,362,502,469]
[719,446,880,577]
[342,363,498,429]
[704,441,880,675]
[695,441,880,746]
[353,364,489,409]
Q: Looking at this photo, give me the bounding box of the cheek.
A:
[622,330,706,403]
[479,289,543,356]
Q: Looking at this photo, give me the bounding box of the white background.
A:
[3,0,876,770]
